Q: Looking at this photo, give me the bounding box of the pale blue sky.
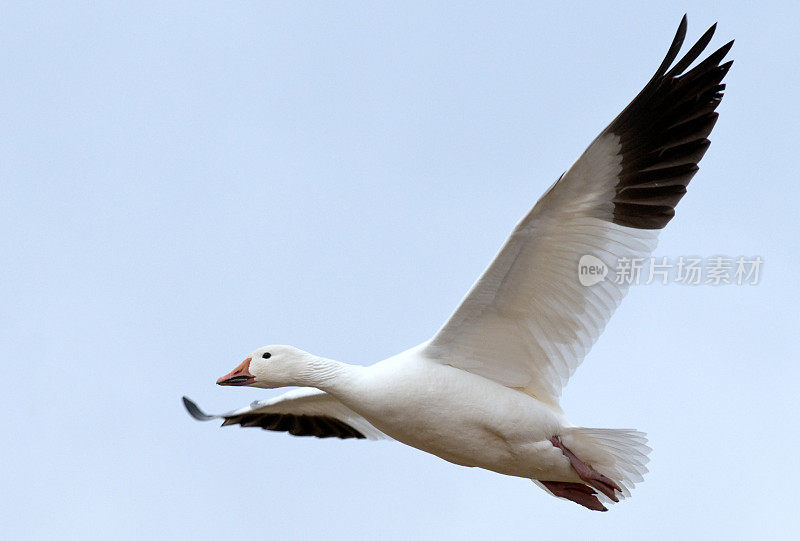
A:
[2,2,798,539]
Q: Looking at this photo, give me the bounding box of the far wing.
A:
[183,388,388,440]
[424,17,732,409]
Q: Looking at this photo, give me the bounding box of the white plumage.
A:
[184,16,732,511]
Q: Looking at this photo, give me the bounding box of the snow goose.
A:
[183,16,732,511]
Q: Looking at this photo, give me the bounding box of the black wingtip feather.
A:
[222,412,367,439]
[681,40,734,80]
[653,16,688,78]
[182,396,217,421]
[666,23,717,77]
[606,18,732,229]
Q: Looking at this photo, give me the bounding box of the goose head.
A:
[216,345,311,389]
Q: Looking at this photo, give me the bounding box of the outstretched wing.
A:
[183,388,388,440]
[424,17,732,409]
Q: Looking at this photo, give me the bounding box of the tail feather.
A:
[560,427,652,502]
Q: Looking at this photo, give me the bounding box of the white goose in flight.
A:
[184,16,732,511]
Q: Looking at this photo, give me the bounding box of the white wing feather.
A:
[425,18,732,409]
[425,135,658,409]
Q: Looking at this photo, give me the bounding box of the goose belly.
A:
[343,357,574,479]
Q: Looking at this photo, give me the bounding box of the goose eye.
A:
[262,352,271,359]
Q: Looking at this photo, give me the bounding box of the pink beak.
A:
[216,357,255,386]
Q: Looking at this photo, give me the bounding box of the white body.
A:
[214,344,649,504]
[331,346,575,481]
[188,18,732,510]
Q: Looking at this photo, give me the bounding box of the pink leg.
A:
[540,481,607,512]
[550,435,622,502]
